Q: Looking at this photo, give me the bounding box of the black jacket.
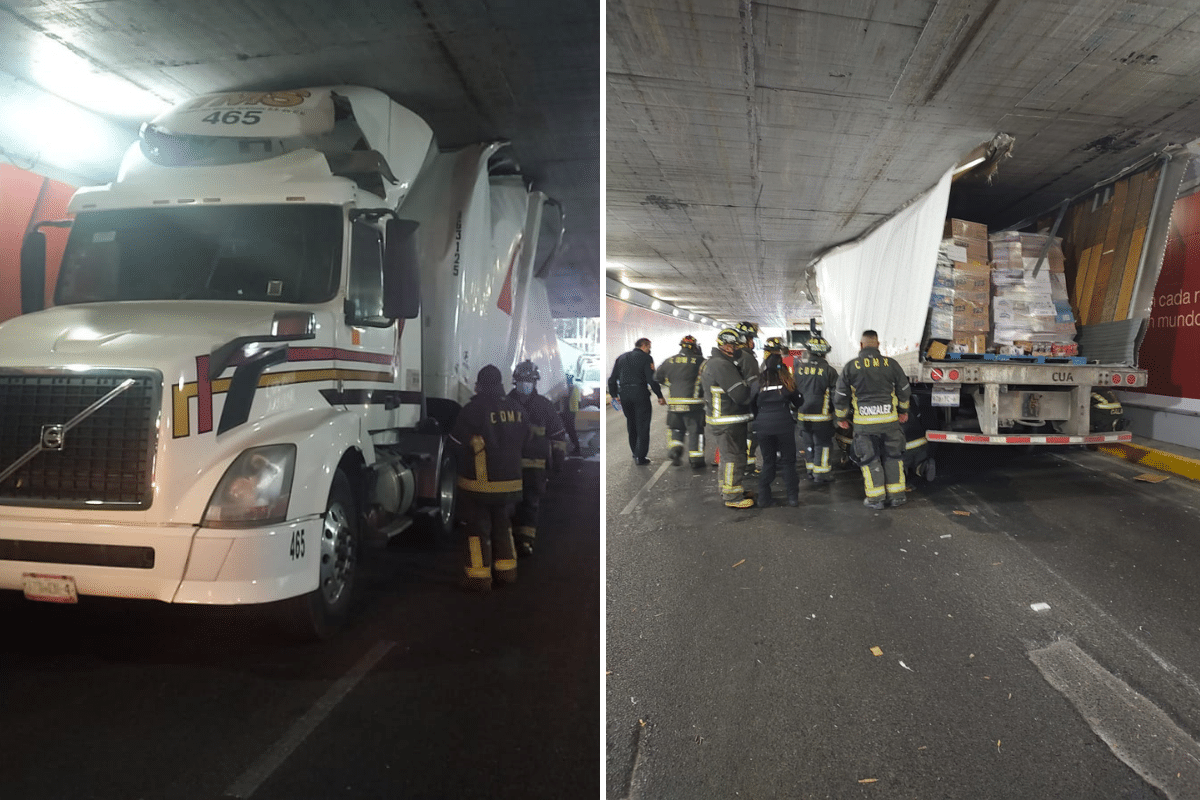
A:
[608,348,663,400]
[793,355,839,421]
[700,347,753,432]
[450,386,529,502]
[751,381,802,436]
[654,348,705,411]
[834,346,912,431]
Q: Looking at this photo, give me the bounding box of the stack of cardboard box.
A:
[988,232,1078,356]
[941,219,991,354]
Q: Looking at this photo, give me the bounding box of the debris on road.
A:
[953,510,971,516]
[732,559,746,568]
[870,646,883,656]
[1030,602,1051,612]
[1134,473,1169,483]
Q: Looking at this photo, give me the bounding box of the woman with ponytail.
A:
[749,339,803,507]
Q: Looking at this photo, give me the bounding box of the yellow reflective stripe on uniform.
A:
[668,397,704,404]
[552,440,567,452]
[531,425,546,436]
[689,450,703,457]
[905,437,927,450]
[707,414,753,424]
[856,411,899,424]
[467,537,489,578]
[886,482,906,493]
[457,476,523,493]
[494,558,517,571]
[797,412,831,421]
[721,462,744,494]
[471,434,487,482]
[861,466,885,497]
[521,458,546,469]
[813,448,831,474]
[516,525,536,540]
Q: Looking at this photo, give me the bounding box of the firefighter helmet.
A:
[680,334,700,351]
[735,321,759,339]
[716,328,745,348]
[805,336,831,355]
[513,360,540,382]
[763,336,785,355]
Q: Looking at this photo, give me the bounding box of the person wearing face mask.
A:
[507,360,567,557]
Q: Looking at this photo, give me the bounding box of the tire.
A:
[416,448,457,547]
[282,470,359,641]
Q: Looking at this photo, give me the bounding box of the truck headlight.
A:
[203,444,296,528]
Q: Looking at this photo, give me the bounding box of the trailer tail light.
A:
[1111,373,1122,385]
[1126,373,1137,385]
[948,369,960,381]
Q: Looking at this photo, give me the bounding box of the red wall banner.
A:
[0,164,76,324]
[1140,191,1200,400]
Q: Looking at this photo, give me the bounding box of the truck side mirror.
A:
[20,230,47,314]
[383,218,420,320]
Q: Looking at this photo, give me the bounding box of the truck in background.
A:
[811,145,1192,448]
[1,86,565,638]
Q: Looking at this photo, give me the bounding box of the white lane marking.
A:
[620,460,671,515]
[224,639,396,798]
[1030,640,1200,799]
[949,481,1200,699]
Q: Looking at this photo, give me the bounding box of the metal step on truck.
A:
[0,86,566,638]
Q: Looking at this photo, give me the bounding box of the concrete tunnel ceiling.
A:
[0,0,600,318]
[607,0,1200,330]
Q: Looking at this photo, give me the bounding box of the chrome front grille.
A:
[0,369,161,509]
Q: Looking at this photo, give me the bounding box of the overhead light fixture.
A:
[619,287,631,300]
[672,309,680,316]
[689,313,696,320]
[651,300,662,310]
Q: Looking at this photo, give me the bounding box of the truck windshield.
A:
[55,205,342,305]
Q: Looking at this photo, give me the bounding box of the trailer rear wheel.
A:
[283,470,359,640]
[416,449,457,547]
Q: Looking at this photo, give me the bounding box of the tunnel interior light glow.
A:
[619,287,631,300]
[651,300,662,310]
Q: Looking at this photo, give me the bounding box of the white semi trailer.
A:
[0,86,565,637]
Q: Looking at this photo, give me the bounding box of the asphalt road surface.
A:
[2,457,600,800]
[606,407,1200,800]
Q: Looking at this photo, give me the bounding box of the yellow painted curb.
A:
[1093,442,1200,482]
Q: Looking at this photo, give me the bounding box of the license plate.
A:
[931,385,961,407]
[22,573,79,604]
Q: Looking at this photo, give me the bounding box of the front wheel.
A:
[282,470,359,641]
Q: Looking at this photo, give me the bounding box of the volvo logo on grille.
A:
[40,425,66,451]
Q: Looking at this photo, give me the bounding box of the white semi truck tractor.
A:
[0,86,566,638]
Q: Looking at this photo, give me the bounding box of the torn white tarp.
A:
[813,167,954,372]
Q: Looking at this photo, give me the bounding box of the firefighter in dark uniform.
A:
[450,364,530,591]
[508,360,566,557]
[834,329,912,510]
[793,334,839,485]
[901,393,936,482]
[608,338,666,464]
[1090,390,1126,432]
[700,328,756,508]
[736,321,762,474]
[654,334,707,467]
